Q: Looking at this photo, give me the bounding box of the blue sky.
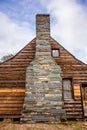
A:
[0,0,46,28]
[0,0,87,63]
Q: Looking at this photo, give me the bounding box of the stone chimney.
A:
[36,14,51,57]
[21,14,66,123]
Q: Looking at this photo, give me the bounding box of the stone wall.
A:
[21,14,66,123]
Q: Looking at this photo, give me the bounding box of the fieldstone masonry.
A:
[21,14,66,123]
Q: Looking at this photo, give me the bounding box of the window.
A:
[52,49,59,57]
[63,78,72,99]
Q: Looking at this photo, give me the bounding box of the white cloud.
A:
[0,12,35,60]
[0,0,87,63]
[41,0,87,63]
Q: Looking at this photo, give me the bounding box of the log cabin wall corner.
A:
[0,14,87,122]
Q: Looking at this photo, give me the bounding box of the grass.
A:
[0,120,86,130]
[73,127,82,130]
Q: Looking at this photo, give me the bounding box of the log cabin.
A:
[0,14,87,123]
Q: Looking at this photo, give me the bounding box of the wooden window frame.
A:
[51,49,60,57]
[62,78,74,100]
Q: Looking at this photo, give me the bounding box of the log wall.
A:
[51,37,87,118]
[0,39,36,118]
[0,37,87,119]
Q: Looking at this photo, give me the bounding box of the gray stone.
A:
[32,115,50,122]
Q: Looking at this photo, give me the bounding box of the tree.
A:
[1,54,14,62]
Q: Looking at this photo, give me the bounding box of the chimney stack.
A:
[36,14,51,57]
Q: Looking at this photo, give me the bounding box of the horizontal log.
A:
[0,93,25,97]
[66,112,83,117]
[0,110,21,114]
[0,96,24,100]
[0,82,25,86]
[0,115,21,118]
[0,89,25,92]
[0,84,25,88]
[0,104,23,107]
[56,62,77,65]
[20,50,35,52]
[0,108,22,111]
[15,54,34,58]
[0,72,25,75]
[64,104,82,108]
[67,115,82,118]
[0,76,24,79]
[74,79,87,83]
[0,64,29,67]
[0,80,25,83]
[0,100,24,103]
[0,99,24,102]
[62,71,87,75]
[0,68,26,71]
[13,58,34,61]
[66,109,82,112]
[64,100,81,103]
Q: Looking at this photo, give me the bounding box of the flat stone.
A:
[32,115,50,122]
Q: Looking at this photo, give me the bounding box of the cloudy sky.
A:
[0,0,87,63]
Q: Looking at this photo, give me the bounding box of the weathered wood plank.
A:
[0,104,23,107]
[0,111,21,114]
